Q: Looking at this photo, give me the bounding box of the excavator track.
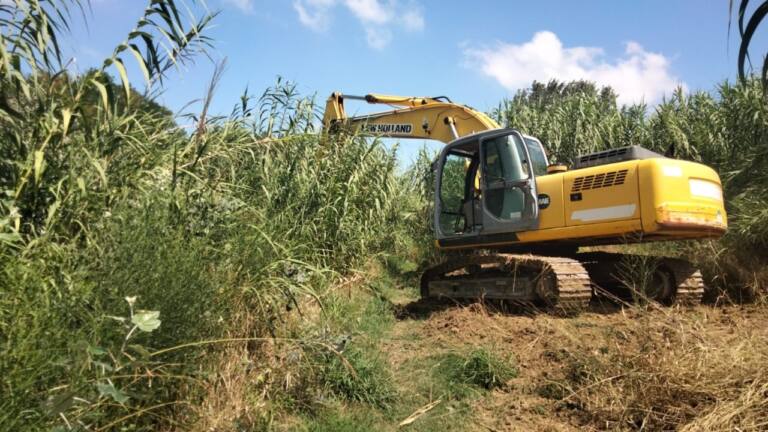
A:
[658,257,705,305]
[420,252,705,312]
[421,253,592,312]
[577,252,705,306]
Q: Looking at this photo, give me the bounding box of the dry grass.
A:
[187,295,279,431]
[559,306,768,430]
[185,274,768,431]
[187,267,395,431]
[389,300,768,431]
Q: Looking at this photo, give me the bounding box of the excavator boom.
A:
[322,92,499,143]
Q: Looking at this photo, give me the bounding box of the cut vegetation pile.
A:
[389,301,768,431]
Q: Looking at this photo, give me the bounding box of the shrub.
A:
[0,2,416,429]
[437,348,518,392]
[315,345,396,409]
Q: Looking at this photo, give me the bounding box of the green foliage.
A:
[401,146,441,267]
[315,345,396,409]
[300,277,398,413]
[1,83,412,428]
[435,348,518,394]
[0,2,416,430]
[306,409,383,432]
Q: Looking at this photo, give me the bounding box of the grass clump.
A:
[536,381,569,400]
[256,270,400,427]
[315,344,396,410]
[305,409,383,432]
[436,348,518,393]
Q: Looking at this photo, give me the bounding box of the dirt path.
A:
[382,294,768,431]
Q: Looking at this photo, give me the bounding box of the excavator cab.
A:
[434,129,540,247]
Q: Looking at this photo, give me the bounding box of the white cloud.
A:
[365,27,392,50]
[345,0,392,24]
[293,0,335,31]
[464,31,684,106]
[402,9,424,31]
[223,0,254,13]
[293,0,424,49]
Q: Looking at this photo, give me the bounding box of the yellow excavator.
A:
[323,92,727,309]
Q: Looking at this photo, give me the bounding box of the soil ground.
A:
[381,289,768,431]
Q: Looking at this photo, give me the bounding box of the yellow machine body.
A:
[438,158,727,250]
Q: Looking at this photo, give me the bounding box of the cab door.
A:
[479,130,540,234]
[434,145,482,239]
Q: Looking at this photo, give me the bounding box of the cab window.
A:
[484,134,529,183]
[483,134,528,220]
[523,137,548,176]
[439,152,474,235]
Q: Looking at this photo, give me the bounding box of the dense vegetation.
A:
[1,1,766,430]
[0,1,420,429]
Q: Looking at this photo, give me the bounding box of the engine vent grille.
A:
[572,169,629,192]
[572,145,662,169]
[577,148,629,164]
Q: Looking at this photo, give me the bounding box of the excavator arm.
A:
[322,92,500,143]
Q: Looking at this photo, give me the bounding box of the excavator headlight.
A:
[689,179,723,202]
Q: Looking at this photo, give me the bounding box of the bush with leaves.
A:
[0,1,419,430]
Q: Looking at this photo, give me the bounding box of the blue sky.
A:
[65,0,765,164]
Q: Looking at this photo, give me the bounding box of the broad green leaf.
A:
[113,57,131,101]
[737,2,768,80]
[128,44,151,85]
[96,382,129,404]
[33,150,45,183]
[91,78,109,109]
[132,310,161,332]
[60,108,71,137]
